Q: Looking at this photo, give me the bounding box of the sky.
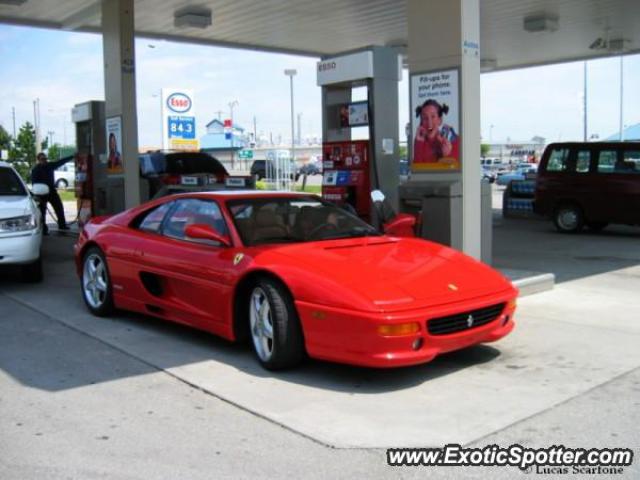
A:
[0,24,639,149]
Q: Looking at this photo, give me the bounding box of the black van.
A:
[534,142,640,232]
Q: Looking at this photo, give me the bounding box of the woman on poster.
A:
[413,99,460,166]
[107,132,122,171]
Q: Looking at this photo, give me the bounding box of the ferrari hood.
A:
[270,237,513,311]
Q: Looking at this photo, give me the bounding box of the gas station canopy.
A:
[1,0,638,70]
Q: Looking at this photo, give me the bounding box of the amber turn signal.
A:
[377,322,420,336]
[507,298,517,310]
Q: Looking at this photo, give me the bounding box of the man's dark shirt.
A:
[31,156,74,190]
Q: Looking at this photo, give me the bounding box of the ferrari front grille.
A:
[427,303,506,336]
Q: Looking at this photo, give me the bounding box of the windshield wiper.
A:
[252,235,302,245]
[320,228,382,240]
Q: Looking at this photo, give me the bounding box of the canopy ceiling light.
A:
[523,14,558,33]
[589,35,628,52]
[174,7,212,29]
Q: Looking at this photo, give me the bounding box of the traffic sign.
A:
[238,150,253,159]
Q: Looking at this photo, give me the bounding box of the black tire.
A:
[81,246,114,317]
[55,179,68,189]
[553,204,584,233]
[248,277,305,370]
[22,256,43,283]
[586,222,608,232]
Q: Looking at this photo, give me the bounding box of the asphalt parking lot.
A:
[1,214,639,479]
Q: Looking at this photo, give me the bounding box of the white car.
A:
[54,162,75,189]
[0,161,48,281]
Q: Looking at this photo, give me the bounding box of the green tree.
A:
[47,144,76,160]
[48,143,61,161]
[11,122,36,180]
[0,124,11,152]
[481,143,490,158]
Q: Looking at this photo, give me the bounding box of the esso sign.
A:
[318,61,336,72]
[166,93,192,113]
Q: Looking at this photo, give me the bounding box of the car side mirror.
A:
[185,224,231,247]
[383,213,416,238]
[31,183,50,196]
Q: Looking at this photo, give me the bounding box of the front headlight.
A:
[0,214,37,232]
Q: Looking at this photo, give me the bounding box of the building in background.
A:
[200,118,248,167]
[604,123,640,142]
[483,138,546,164]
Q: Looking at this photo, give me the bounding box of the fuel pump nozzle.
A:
[371,190,417,238]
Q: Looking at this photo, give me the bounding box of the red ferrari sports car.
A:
[75,191,517,370]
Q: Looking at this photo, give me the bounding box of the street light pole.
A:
[284,69,297,182]
[619,55,624,141]
[583,61,588,142]
[33,98,41,154]
[229,100,238,170]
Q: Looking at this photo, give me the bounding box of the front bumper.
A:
[296,293,516,368]
[0,230,42,265]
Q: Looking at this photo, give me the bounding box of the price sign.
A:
[168,116,196,139]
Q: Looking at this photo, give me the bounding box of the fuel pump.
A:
[74,152,93,227]
[321,140,371,220]
[317,47,401,224]
[71,101,107,227]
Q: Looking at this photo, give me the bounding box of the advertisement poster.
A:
[161,88,199,151]
[105,116,123,174]
[338,102,369,128]
[410,69,460,171]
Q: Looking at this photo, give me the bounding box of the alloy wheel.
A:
[249,287,274,362]
[83,253,109,309]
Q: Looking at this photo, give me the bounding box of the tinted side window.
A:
[619,150,640,174]
[192,200,228,235]
[138,202,173,233]
[546,148,570,172]
[163,198,227,244]
[597,150,618,174]
[575,150,591,174]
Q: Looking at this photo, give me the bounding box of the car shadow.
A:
[98,308,503,395]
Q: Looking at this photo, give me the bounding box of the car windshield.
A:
[0,167,27,196]
[227,196,381,246]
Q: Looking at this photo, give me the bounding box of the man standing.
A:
[31,152,74,234]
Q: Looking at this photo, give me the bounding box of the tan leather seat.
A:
[250,209,288,243]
